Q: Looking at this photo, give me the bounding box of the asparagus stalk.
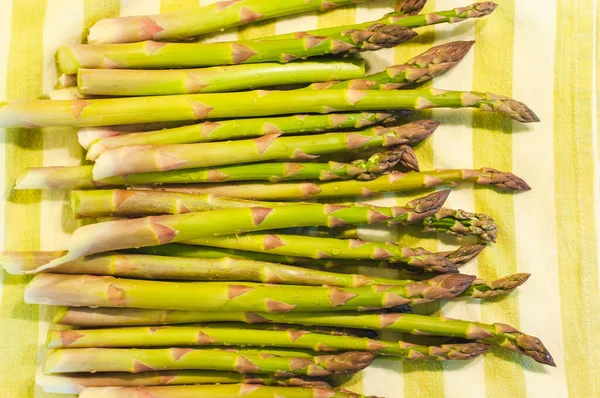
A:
[0,89,540,129]
[87,0,375,44]
[54,309,554,366]
[184,234,483,273]
[58,73,76,88]
[91,121,437,180]
[38,372,330,395]
[422,208,498,242]
[25,273,475,311]
[83,111,405,159]
[163,167,531,200]
[48,87,90,100]
[78,59,366,96]
[46,323,489,362]
[59,24,416,74]
[305,41,474,91]
[16,146,417,190]
[79,384,378,398]
[265,2,497,40]
[46,347,376,376]
[78,122,197,149]
[395,0,428,15]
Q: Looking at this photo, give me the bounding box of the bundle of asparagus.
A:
[0,1,557,396]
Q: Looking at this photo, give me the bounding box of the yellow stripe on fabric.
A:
[83,0,120,41]
[554,0,600,396]
[472,1,526,397]
[0,1,47,397]
[160,0,198,13]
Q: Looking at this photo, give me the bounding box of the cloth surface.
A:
[0,0,598,397]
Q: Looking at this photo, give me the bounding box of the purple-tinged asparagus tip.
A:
[445,244,486,266]
[445,342,490,360]
[408,40,475,68]
[395,0,429,15]
[479,168,531,191]
[408,190,451,217]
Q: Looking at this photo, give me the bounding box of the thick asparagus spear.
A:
[164,167,531,200]
[25,273,475,311]
[46,323,489,361]
[184,234,482,273]
[87,0,375,44]
[46,347,375,376]
[16,147,417,190]
[38,372,330,395]
[83,111,405,158]
[54,309,554,366]
[0,89,539,129]
[265,2,496,40]
[78,60,366,96]
[91,121,437,180]
[79,384,378,398]
[59,24,415,74]
[306,41,474,91]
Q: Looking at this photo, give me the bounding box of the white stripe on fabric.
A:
[121,0,160,16]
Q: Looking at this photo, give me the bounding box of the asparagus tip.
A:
[479,168,531,191]
[446,244,486,266]
[408,190,451,217]
[408,40,475,68]
[361,24,418,48]
[444,342,490,360]
[398,145,420,172]
[395,0,428,15]
[493,98,540,123]
[427,273,478,298]
[492,273,531,291]
[361,145,420,179]
[474,2,499,15]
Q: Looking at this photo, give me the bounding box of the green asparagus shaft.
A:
[38,372,330,395]
[46,347,376,376]
[91,121,437,180]
[83,111,405,159]
[395,0,428,14]
[54,309,554,366]
[305,41,474,91]
[0,89,540,129]
[16,146,417,190]
[161,167,531,200]
[264,2,497,40]
[60,24,415,74]
[87,0,375,44]
[78,122,197,149]
[79,384,377,398]
[184,233,481,273]
[46,324,489,361]
[78,60,366,96]
[25,273,475,311]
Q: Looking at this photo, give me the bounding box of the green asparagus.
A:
[78,59,366,96]
[53,309,554,366]
[159,167,531,200]
[394,0,428,15]
[59,24,415,74]
[87,0,376,44]
[0,89,539,129]
[25,273,476,311]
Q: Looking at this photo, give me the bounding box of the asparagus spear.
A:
[58,73,76,88]
[184,233,482,273]
[163,167,531,200]
[46,323,489,362]
[59,24,416,74]
[16,147,417,190]
[78,122,197,149]
[0,89,540,129]
[87,0,375,44]
[46,347,376,376]
[54,309,554,366]
[305,41,474,91]
[78,59,366,96]
[91,121,437,180]
[83,111,405,158]
[25,273,475,311]
[265,2,497,40]
[38,372,331,395]
[79,384,378,398]
[395,0,428,15]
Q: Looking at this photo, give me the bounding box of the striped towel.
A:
[0,0,598,397]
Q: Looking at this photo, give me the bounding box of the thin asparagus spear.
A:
[463,274,531,299]
[79,384,378,398]
[78,122,197,149]
[87,0,376,44]
[46,347,376,376]
[78,59,366,96]
[395,0,428,15]
[59,24,416,74]
[16,146,416,190]
[91,121,437,180]
[305,41,474,91]
[37,372,330,395]
[184,234,482,273]
[54,309,554,366]
[162,167,531,200]
[0,89,540,129]
[46,324,489,361]
[25,273,475,311]
[264,2,497,40]
[83,111,405,159]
